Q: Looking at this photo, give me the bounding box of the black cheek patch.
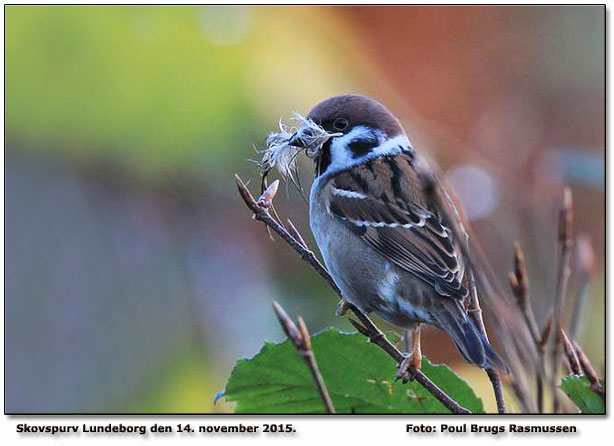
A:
[349,137,379,158]
[316,139,333,177]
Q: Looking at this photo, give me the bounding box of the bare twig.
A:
[236,174,341,296]
[236,174,471,414]
[508,242,547,413]
[485,368,506,414]
[573,342,605,400]
[468,275,506,414]
[286,218,308,250]
[272,301,336,413]
[560,329,581,375]
[551,187,574,413]
[541,310,554,347]
[509,243,541,343]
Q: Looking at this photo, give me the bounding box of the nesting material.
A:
[260,112,340,181]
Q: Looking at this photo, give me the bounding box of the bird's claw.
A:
[395,352,422,383]
[335,299,351,316]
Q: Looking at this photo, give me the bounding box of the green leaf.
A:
[224,328,484,413]
[384,330,403,344]
[560,375,604,414]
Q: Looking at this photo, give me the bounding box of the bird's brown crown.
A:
[307,94,404,137]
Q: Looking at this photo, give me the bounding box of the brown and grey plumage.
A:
[291,94,507,372]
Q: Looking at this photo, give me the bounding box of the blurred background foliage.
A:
[5,5,604,413]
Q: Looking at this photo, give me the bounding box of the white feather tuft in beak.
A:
[261,112,341,180]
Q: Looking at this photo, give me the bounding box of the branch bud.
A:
[272,301,302,348]
[510,242,530,310]
[235,174,259,212]
[558,187,574,248]
[297,317,311,351]
[257,180,279,208]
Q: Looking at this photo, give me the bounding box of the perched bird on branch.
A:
[265,94,508,376]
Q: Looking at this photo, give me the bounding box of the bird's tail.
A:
[432,300,509,373]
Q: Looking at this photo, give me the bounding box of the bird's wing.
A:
[328,153,468,299]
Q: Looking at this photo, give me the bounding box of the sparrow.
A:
[286,94,507,374]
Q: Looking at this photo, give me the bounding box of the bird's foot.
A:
[395,351,422,384]
[335,299,351,316]
[395,325,422,383]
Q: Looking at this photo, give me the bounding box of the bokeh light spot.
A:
[446,164,500,221]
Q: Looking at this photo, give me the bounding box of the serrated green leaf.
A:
[560,375,604,414]
[224,328,484,414]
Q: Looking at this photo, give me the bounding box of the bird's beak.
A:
[288,126,342,158]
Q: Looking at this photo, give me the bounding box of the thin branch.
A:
[236,174,471,414]
[551,187,574,413]
[286,218,309,250]
[560,329,581,375]
[537,310,553,412]
[468,274,506,414]
[508,242,547,413]
[573,341,605,400]
[541,310,554,347]
[236,175,341,296]
[272,301,335,413]
[485,368,506,414]
[509,242,541,343]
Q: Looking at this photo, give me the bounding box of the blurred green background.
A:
[5,5,604,413]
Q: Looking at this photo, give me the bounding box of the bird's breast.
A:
[309,183,433,327]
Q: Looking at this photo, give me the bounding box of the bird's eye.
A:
[333,117,350,131]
